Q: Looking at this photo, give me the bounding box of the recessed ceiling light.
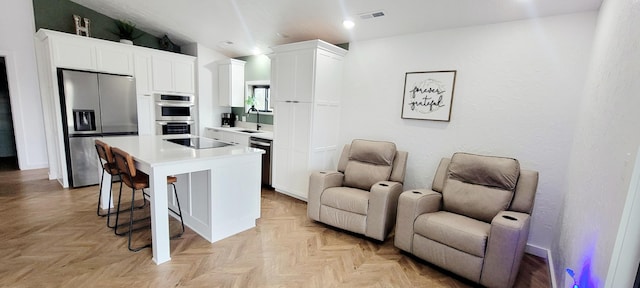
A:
[343,20,355,29]
[251,47,262,55]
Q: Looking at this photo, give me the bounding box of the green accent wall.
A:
[237,54,271,81]
[233,54,273,125]
[32,0,179,52]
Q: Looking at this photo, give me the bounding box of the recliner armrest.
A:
[394,189,442,252]
[307,171,344,221]
[366,181,404,241]
[480,211,531,288]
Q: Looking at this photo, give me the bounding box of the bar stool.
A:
[95,139,118,218]
[94,140,144,228]
[111,147,185,252]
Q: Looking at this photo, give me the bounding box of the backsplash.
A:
[231,107,273,125]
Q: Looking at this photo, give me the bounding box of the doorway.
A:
[0,57,18,170]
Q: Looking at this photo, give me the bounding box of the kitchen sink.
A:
[239,129,261,133]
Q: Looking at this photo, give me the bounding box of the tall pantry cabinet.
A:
[270,40,347,201]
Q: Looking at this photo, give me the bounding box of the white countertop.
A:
[206,126,273,140]
[102,135,264,166]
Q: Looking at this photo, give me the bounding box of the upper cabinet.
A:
[271,49,314,103]
[37,29,196,97]
[270,41,345,105]
[133,53,152,95]
[218,59,246,107]
[51,35,96,71]
[95,45,134,75]
[50,31,134,75]
[152,54,196,94]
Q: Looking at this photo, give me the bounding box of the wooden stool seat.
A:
[102,162,119,175]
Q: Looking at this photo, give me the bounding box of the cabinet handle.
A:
[292,101,299,103]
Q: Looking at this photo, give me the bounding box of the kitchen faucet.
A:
[247,105,261,130]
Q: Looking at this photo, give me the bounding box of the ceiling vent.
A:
[358,10,385,20]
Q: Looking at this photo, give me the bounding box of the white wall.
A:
[553,0,640,286]
[0,0,48,169]
[182,43,230,135]
[340,12,597,253]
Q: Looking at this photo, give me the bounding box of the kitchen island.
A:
[101,135,263,264]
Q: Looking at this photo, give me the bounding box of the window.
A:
[251,85,271,112]
[246,80,272,113]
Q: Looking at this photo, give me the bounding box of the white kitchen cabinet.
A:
[272,101,312,196]
[203,128,250,146]
[134,53,152,94]
[134,53,154,135]
[52,36,96,71]
[152,54,196,94]
[173,59,196,93]
[271,49,314,103]
[96,44,134,75]
[218,59,246,107]
[152,56,173,92]
[233,133,251,147]
[204,127,223,140]
[136,94,154,135]
[50,32,134,75]
[271,40,347,201]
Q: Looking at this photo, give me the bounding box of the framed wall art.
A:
[401,70,457,121]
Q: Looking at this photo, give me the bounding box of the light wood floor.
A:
[0,168,551,287]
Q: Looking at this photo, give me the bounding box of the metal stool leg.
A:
[169,183,185,238]
[128,186,151,252]
[97,169,107,216]
[107,175,145,229]
[113,180,125,235]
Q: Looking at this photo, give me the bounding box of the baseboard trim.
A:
[274,188,308,202]
[525,243,548,258]
[526,244,557,288]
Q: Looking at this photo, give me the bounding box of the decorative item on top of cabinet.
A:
[73,15,90,37]
[114,20,141,45]
[218,59,246,107]
[160,35,180,53]
[270,40,347,201]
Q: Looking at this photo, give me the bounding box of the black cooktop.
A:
[165,137,233,149]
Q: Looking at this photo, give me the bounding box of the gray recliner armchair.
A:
[394,152,539,288]
[307,139,408,241]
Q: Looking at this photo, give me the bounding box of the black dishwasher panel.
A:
[249,137,272,187]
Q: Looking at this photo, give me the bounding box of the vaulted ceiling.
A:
[71,0,602,57]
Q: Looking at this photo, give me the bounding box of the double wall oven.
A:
[155,94,195,135]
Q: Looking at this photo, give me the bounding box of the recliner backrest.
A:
[432,156,539,215]
[342,139,396,190]
[441,152,520,223]
[337,139,407,190]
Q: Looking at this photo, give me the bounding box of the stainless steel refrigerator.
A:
[58,69,138,188]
